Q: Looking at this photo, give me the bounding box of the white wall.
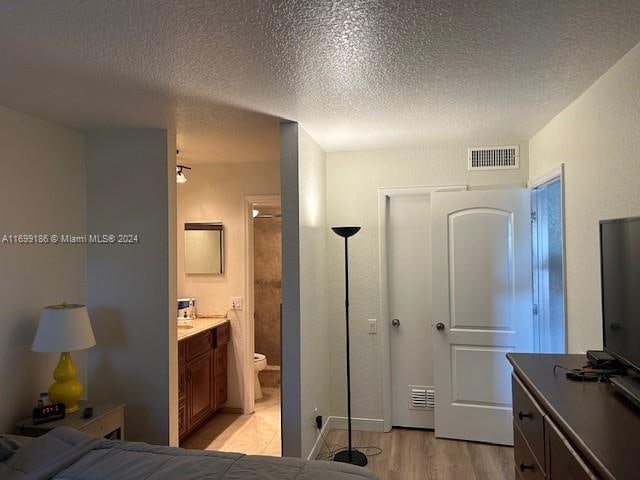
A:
[0,105,86,432]
[177,161,280,409]
[86,129,175,444]
[325,144,529,421]
[530,42,640,353]
[298,128,330,457]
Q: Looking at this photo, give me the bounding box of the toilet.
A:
[254,353,267,400]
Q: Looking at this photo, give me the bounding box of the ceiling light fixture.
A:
[176,164,191,184]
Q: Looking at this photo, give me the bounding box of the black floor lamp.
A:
[331,226,368,467]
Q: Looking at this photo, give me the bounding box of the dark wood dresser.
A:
[178,322,230,441]
[508,353,640,480]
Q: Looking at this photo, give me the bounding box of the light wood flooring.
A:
[319,428,514,480]
[182,388,514,479]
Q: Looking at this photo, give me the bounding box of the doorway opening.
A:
[531,176,566,353]
[249,203,283,453]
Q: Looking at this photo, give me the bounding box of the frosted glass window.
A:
[185,223,224,274]
[532,179,565,352]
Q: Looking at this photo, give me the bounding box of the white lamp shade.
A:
[32,304,96,352]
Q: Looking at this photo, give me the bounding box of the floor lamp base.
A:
[333,449,368,466]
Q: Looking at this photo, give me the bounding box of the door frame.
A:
[242,194,281,415]
[527,163,567,353]
[378,185,467,432]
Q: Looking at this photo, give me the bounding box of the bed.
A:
[0,427,379,479]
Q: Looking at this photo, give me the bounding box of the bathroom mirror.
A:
[184,223,224,274]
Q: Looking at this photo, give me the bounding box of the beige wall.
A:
[177,162,280,409]
[325,143,529,420]
[530,42,640,354]
[0,105,87,432]
[298,127,331,457]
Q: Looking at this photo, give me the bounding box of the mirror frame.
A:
[184,222,224,274]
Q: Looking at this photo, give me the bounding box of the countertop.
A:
[177,317,229,341]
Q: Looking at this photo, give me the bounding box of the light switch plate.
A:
[368,318,377,334]
[231,297,243,310]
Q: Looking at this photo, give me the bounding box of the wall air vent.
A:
[409,386,435,410]
[468,146,519,170]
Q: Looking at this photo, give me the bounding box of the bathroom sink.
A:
[178,319,195,329]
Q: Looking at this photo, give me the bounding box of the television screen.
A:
[601,217,640,371]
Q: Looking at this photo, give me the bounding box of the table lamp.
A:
[32,303,96,413]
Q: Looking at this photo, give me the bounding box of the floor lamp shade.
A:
[32,304,96,413]
[331,226,367,467]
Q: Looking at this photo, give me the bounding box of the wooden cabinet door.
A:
[178,401,187,438]
[187,351,215,429]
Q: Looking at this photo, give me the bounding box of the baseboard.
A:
[307,416,333,461]
[328,416,385,433]
[307,416,386,460]
[218,407,243,415]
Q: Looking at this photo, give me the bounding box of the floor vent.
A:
[468,146,519,170]
[409,386,435,410]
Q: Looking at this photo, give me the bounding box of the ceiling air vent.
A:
[468,146,519,170]
[409,386,435,410]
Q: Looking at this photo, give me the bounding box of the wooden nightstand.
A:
[16,401,125,440]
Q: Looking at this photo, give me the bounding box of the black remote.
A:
[82,407,93,419]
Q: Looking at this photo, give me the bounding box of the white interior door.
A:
[432,188,533,445]
[388,194,434,428]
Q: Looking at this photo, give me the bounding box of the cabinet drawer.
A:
[514,422,545,480]
[179,341,186,364]
[214,346,227,377]
[79,409,123,440]
[215,375,228,408]
[186,331,213,361]
[546,418,598,480]
[512,373,545,471]
[215,323,230,347]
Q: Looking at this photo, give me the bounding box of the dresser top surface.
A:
[508,353,640,480]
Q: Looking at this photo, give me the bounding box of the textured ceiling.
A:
[0,1,639,162]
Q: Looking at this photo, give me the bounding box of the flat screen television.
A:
[600,216,640,372]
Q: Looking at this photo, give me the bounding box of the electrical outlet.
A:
[368,318,377,334]
[231,297,243,310]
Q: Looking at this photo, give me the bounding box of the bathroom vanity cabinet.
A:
[178,321,230,441]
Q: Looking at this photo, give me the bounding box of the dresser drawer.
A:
[514,422,545,480]
[512,373,546,471]
[215,323,230,347]
[186,330,213,361]
[546,418,598,480]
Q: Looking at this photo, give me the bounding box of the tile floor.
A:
[182,387,281,456]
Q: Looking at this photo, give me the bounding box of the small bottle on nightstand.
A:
[37,392,49,408]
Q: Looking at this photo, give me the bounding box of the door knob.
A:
[391,318,400,328]
[435,322,445,331]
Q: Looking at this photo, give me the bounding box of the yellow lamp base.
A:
[48,352,83,414]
